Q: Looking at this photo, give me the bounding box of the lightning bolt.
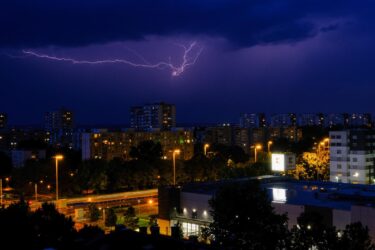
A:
[21,42,203,77]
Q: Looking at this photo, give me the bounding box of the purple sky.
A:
[1,1,375,125]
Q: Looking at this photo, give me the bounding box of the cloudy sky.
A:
[1,0,375,125]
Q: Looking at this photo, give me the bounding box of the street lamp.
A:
[0,178,2,206]
[35,183,38,202]
[204,144,210,156]
[267,141,273,154]
[54,155,64,204]
[172,149,181,186]
[254,144,262,163]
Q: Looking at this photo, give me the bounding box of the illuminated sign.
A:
[272,188,287,203]
[272,154,285,171]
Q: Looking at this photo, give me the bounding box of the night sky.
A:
[1,1,375,125]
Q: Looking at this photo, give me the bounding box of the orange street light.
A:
[204,143,210,156]
[172,149,181,186]
[54,155,64,204]
[254,144,262,163]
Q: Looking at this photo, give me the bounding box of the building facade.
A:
[239,113,266,128]
[82,128,194,161]
[130,102,176,131]
[45,108,74,148]
[329,130,375,184]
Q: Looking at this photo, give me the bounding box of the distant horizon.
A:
[3,110,374,128]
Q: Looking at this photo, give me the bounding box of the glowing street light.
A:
[204,144,210,156]
[172,149,181,186]
[254,144,262,163]
[54,155,64,204]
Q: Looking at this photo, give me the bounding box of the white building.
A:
[329,130,375,184]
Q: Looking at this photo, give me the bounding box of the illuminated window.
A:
[182,222,199,237]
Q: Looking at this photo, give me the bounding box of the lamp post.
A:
[0,178,2,206]
[172,149,181,186]
[254,145,262,163]
[54,155,64,204]
[35,183,38,202]
[204,144,210,156]
[267,141,273,154]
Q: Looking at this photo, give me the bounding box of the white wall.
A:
[180,192,212,221]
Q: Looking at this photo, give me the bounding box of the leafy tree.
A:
[210,144,249,163]
[338,222,375,250]
[88,203,100,222]
[0,200,33,248]
[0,151,12,176]
[31,202,76,249]
[172,222,184,239]
[123,206,139,230]
[105,208,117,228]
[77,160,108,193]
[149,214,158,227]
[77,225,104,242]
[129,140,163,162]
[289,211,338,250]
[205,180,289,249]
[292,152,329,181]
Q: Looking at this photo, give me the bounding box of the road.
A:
[28,189,158,213]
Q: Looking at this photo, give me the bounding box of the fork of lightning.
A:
[22,42,203,77]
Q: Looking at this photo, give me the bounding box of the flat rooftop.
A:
[181,176,375,210]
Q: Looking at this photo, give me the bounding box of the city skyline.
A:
[2,108,375,127]
[1,1,375,124]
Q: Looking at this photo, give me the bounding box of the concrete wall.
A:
[272,203,304,229]
[333,209,351,231]
[351,205,375,240]
[180,192,212,221]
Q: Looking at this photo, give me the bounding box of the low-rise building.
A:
[158,177,375,241]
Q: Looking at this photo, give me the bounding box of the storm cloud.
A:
[0,0,369,49]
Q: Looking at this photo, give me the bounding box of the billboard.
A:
[272,153,285,171]
[272,188,287,203]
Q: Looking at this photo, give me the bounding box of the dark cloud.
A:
[0,0,368,49]
[320,24,340,33]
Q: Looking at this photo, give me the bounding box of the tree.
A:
[0,151,12,176]
[210,144,249,164]
[31,202,76,249]
[88,203,100,222]
[289,211,338,250]
[77,225,104,242]
[105,208,117,228]
[338,222,375,250]
[123,206,139,230]
[0,200,33,248]
[205,180,289,249]
[77,160,108,193]
[172,222,184,239]
[292,152,329,181]
[129,140,163,162]
[149,214,158,227]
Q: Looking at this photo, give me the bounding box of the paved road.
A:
[28,189,158,212]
